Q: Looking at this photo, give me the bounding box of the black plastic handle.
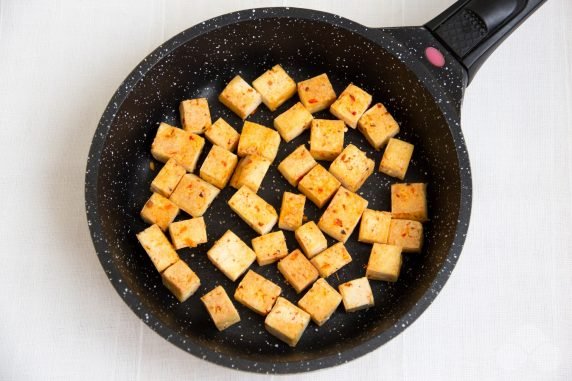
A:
[426,0,547,85]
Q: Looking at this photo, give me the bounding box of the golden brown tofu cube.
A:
[391,183,428,222]
[387,219,423,253]
[161,260,200,302]
[277,145,317,187]
[199,145,238,189]
[234,270,282,316]
[338,277,374,312]
[273,102,313,142]
[329,84,372,128]
[237,121,281,162]
[298,278,342,326]
[297,164,341,208]
[179,98,211,134]
[207,230,256,281]
[168,217,207,250]
[297,74,337,113]
[358,209,392,244]
[136,224,179,273]
[277,249,319,293]
[140,193,179,231]
[205,118,240,152]
[318,187,368,243]
[230,154,271,193]
[310,242,352,278]
[201,286,241,331]
[379,138,414,180]
[366,243,402,282]
[278,192,306,231]
[227,186,278,235]
[328,144,375,192]
[265,297,311,347]
[252,64,297,111]
[252,231,288,266]
[310,119,345,161]
[295,221,328,259]
[169,174,220,217]
[150,158,186,198]
[150,122,205,172]
[218,75,262,119]
[357,103,400,150]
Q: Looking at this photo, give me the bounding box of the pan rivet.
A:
[425,47,445,68]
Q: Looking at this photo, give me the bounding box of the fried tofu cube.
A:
[161,260,200,302]
[277,249,319,293]
[277,145,317,187]
[273,102,313,142]
[318,187,368,243]
[207,230,256,281]
[136,224,179,273]
[140,193,179,231]
[338,277,374,312]
[168,217,207,250]
[150,158,186,198]
[278,192,305,231]
[329,144,375,192]
[252,64,297,111]
[151,122,205,172]
[265,297,311,347]
[199,145,238,189]
[169,174,220,217]
[234,270,282,316]
[391,183,428,222]
[179,98,211,134]
[294,221,327,259]
[201,286,241,331]
[310,119,345,161]
[237,121,281,162]
[297,73,337,113]
[358,209,392,244]
[230,155,271,192]
[366,244,402,282]
[252,231,288,266]
[227,186,278,235]
[379,138,414,180]
[205,118,240,152]
[297,164,341,208]
[297,278,342,326]
[218,75,262,119]
[357,103,400,150]
[388,219,423,253]
[329,84,372,128]
[310,242,352,278]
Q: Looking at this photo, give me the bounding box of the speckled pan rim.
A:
[85,7,472,374]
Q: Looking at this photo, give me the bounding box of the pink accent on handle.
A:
[425,47,446,68]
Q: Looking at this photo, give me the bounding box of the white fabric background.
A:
[0,0,570,380]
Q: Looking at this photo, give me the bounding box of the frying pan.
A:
[85,0,546,373]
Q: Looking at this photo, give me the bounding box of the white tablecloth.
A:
[0,0,570,380]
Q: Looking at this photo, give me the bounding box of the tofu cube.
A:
[169,174,220,217]
[297,278,342,326]
[205,118,240,152]
[179,98,211,134]
[277,145,317,187]
[252,231,288,266]
[277,249,319,293]
[278,192,305,231]
[318,187,368,243]
[230,154,271,193]
[265,297,311,347]
[199,145,238,189]
[218,75,262,119]
[357,103,400,150]
[252,64,297,111]
[366,243,402,282]
[207,230,256,281]
[273,102,313,142]
[297,164,341,208]
[387,219,423,253]
[391,183,428,222]
[328,144,375,192]
[338,277,374,312]
[140,193,179,231]
[200,286,241,331]
[297,73,337,113]
[358,209,392,244]
[237,121,281,162]
[379,138,414,180]
[150,158,186,198]
[161,260,200,302]
[151,122,205,172]
[136,224,179,273]
[227,186,278,235]
[329,84,372,128]
[294,221,327,259]
[234,270,282,316]
[310,119,345,161]
[168,217,207,250]
[310,242,352,278]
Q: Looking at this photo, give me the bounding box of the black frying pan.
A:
[85,0,546,373]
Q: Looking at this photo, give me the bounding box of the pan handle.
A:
[425,0,547,85]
